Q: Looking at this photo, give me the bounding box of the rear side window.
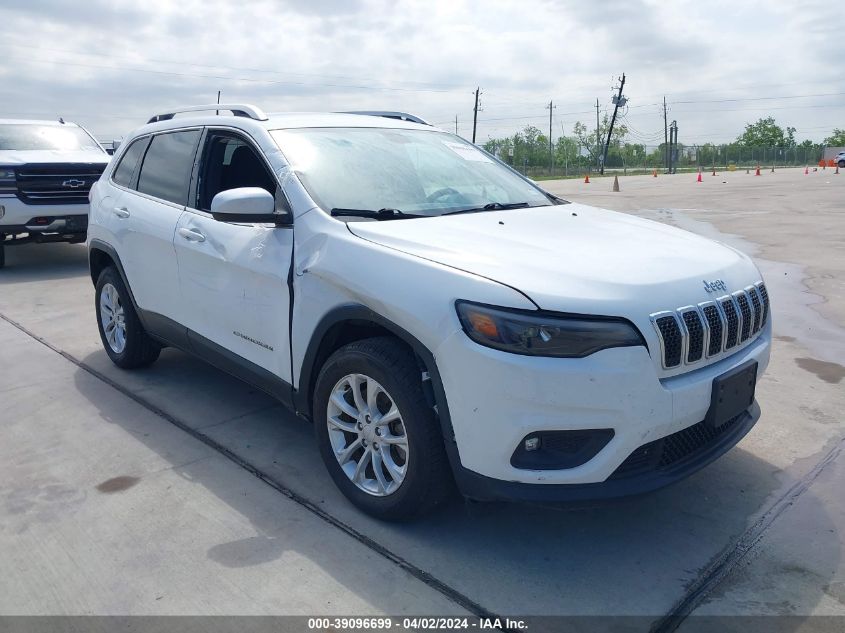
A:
[137,130,201,205]
[111,137,148,188]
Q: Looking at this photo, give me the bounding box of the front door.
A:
[174,129,293,385]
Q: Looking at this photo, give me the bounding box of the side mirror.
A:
[112,139,122,151]
[210,187,286,224]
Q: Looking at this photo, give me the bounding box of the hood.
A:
[0,149,110,166]
[346,203,761,316]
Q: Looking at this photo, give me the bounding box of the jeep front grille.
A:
[650,282,769,370]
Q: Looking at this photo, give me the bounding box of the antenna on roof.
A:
[58,117,65,124]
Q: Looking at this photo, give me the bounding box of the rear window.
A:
[136,130,201,205]
[0,124,104,152]
[111,138,149,188]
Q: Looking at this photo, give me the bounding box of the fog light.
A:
[524,437,541,452]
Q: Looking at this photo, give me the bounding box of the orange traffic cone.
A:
[805,166,809,175]
[584,173,590,184]
[755,165,761,176]
[652,168,657,178]
[697,169,702,183]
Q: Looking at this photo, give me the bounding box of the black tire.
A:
[313,337,453,520]
[839,160,845,169]
[95,266,161,369]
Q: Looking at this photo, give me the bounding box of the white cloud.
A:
[0,0,842,144]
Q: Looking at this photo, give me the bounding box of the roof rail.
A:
[342,111,431,126]
[147,104,269,124]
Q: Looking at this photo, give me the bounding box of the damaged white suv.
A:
[88,104,771,520]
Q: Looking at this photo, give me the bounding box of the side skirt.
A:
[139,309,294,410]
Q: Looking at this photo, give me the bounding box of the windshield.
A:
[270,127,552,217]
[0,124,104,152]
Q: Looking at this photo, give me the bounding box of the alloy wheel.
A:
[326,373,409,496]
[99,282,127,354]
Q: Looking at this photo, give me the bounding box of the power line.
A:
[2,54,457,94]
[670,91,845,105]
[0,43,466,90]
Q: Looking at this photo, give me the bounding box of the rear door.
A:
[174,128,293,385]
[120,129,201,324]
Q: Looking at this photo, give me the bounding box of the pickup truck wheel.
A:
[95,266,160,369]
[313,337,453,520]
[839,159,845,169]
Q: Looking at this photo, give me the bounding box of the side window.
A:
[111,137,148,188]
[196,133,277,211]
[137,130,201,205]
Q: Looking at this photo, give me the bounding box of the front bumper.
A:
[0,196,88,241]
[434,325,770,500]
[0,196,89,231]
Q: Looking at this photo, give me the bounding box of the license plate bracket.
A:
[706,359,758,428]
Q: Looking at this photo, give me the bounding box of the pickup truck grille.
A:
[650,282,769,370]
[15,163,106,205]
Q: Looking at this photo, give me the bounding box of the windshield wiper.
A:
[444,201,531,216]
[330,207,422,220]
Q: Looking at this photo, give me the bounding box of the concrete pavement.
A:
[0,166,842,626]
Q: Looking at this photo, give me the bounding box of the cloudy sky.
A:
[1,0,843,146]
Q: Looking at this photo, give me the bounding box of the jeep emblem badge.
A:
[703,279,728,293]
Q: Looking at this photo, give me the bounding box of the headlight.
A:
[456,301,645,358]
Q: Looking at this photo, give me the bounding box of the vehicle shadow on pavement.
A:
[69,347,842,618]
[0,242,88,282]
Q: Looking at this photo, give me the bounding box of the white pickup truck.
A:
[0,118,110,267]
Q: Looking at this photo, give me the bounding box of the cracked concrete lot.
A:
[0,166,842,629]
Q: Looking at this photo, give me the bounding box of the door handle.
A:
[113,206,130,219]
[178,227,206,242]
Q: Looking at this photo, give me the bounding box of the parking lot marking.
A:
[0,310,500,624]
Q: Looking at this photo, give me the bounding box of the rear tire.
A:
[313,337,453,520]
[839,160,845,169]
[95,266,160,369]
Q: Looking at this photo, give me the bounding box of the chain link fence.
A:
[501,144,831,179]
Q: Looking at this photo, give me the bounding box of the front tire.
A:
[839,160,845,169]
[95,266,161,369]
[313,337,453,520]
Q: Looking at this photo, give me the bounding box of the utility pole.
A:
[600,73,626,175]
[663,96,668,172]
[595,98,601,171]
[472,87,481,144]
[216,90,221,116]
[546,100,556,175]
[668,120,678,174]
[455,114,458,135]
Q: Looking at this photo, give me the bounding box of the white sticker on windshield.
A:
[442,140,492,162]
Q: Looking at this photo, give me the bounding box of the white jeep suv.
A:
[0,118,109,267]
[87,104,771,520]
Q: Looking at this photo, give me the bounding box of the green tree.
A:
[737,117,796,147]
[823,129,845,146]
[572,116,629,162]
